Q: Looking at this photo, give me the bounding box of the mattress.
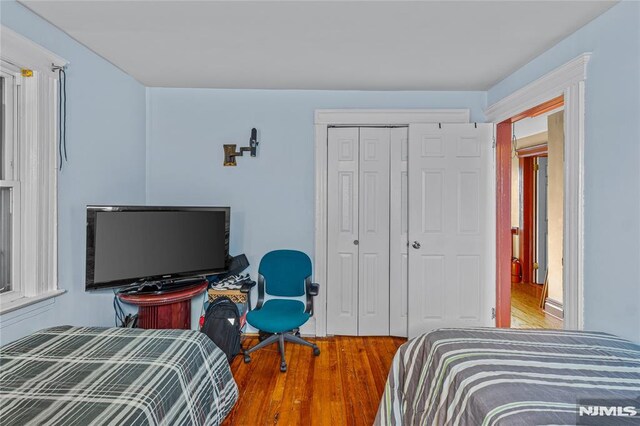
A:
[0,326,238,425]
[375,328,640,425]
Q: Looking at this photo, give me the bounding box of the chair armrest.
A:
[307,282,319,297]
[240,280,256,294]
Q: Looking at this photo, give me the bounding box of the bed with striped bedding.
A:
[0,326,238,425]
[375,328,640,425]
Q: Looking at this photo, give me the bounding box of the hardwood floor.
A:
[511,283,562,329]
[223,336,406,426]
[224,294,559,426]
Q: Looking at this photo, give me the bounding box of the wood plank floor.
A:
[511,283,563,329]
[223,336,406,426]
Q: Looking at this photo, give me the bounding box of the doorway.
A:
[510,110,564,329]
[495,95,566,329]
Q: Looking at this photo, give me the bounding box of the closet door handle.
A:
[412,241,421,249]
[353,240,359,246]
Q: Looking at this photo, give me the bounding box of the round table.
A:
[118,281,208,329]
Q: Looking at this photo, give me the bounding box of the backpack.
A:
[201,296,242,363]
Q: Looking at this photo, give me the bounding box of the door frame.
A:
[486,53,590,330]
[519,149,548,285]
[314,109,470,337]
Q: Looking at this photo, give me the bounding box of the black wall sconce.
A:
[224,128,259,166]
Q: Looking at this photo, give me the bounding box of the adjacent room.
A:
[1,1,639,425]
[509,102,565,329]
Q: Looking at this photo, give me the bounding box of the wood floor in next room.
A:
[223,336,406,426]
[511,282,563,329]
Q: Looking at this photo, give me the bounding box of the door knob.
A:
[412,241,421,249]
[353,240,359,246]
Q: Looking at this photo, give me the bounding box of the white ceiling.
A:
[19,0,616,90]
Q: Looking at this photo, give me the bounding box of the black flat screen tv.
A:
[85,206,230,291]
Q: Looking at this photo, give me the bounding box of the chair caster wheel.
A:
[313,347,320,356]
[280,362,287,373]
[243,354,251,364]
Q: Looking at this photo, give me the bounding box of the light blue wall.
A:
[489,1,640,342]
[4,0,637,344]
[146,88,486,307]
[0,1,147,343]
[146,89,486,331]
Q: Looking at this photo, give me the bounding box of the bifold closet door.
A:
[389,127,409,337]
[357,127,390,336]
[407,123,494,339]
[327,127,359,336]
[327,127,391,336]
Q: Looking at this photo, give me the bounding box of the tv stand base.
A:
[117,281,207,329]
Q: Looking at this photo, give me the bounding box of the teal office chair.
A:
[241,250,320,372]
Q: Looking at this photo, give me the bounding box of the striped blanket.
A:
[375,328,640,425]
[0,326,238,425]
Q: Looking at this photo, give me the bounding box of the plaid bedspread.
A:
[375,328,640,425]
[0,326,238,425]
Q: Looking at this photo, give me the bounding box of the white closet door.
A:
[407,123,494,338]
[389,127,409,337]
[357,127,391,336]
[327,127,359,336]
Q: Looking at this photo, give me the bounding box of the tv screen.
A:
[86,206,229,290]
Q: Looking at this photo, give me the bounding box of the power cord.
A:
[113,291,126,327]
[113,290,139,328]
[56,67,67,171]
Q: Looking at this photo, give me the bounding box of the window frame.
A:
[0,26,67,314]
[1,67,18,180]
[0,64,22,303]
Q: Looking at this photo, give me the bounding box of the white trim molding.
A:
[0,26,67,75]
[0,289,65,316]
[485,54,591,123]
[314,109,470,337]
[315,109,470,125]
[485,53,591,331]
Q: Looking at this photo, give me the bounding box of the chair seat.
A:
[246,299,310,333]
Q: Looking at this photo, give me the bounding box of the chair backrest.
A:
[258,250,311,297]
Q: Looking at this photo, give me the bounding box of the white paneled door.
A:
[407,124,494,338]
[327,127,392,336]
[327,123,492,338]
[327,127,360,335]
[389,127,409,337]
[357,128,390,336]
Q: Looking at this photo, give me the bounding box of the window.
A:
[0,26,67,313]
[0,66,20,298]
